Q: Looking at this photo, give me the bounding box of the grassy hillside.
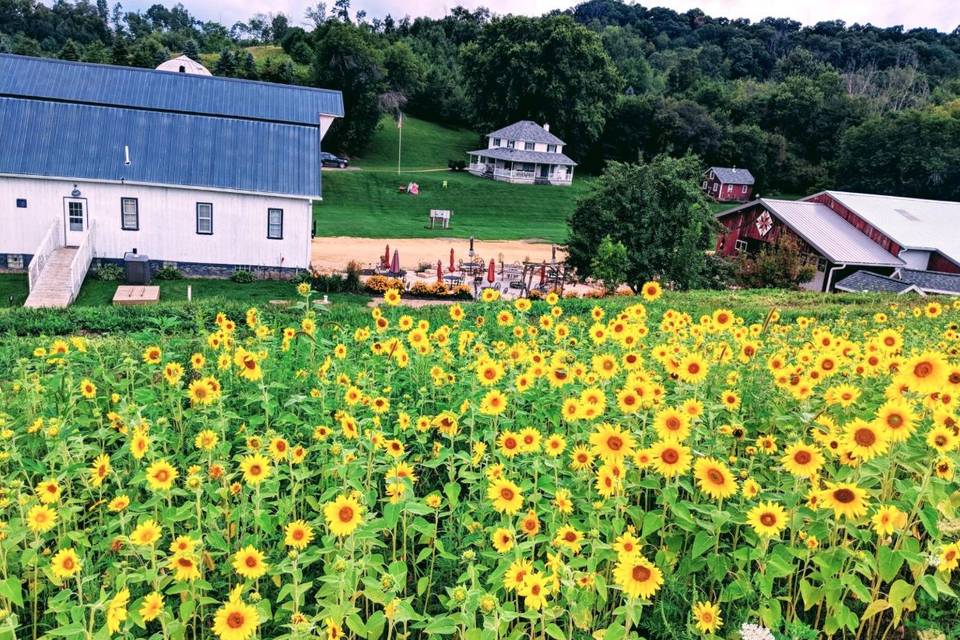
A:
[317,115,590,242]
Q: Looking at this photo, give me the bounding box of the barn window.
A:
[16,199,26,208]
[741,185,748,194]
[196,203,213,235]
[713,183,719,192]
[267,208,283,239]
[734,239,748,253]
[121,198,139,230]
[6,254,23,269]
[816,257,828,272]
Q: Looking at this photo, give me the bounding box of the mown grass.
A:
[0,273,28,307]
[352,115,480,170]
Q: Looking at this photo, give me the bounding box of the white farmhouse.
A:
[0,54,343,307]
[467,121,576,185]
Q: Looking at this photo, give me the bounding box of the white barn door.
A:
[64,199,86,246]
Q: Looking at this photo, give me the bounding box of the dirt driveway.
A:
[311,236,565,272]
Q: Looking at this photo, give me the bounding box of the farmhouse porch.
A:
[467,156,573,185]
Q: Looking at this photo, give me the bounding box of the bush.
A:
[94,264,124,282]
[231,270,254,284]
[735,236,817,289]
[154,266,183,280]
[364,275,404,293]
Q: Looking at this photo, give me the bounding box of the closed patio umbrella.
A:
[391,249,399,274]
[449,248,455,272]
[384,244,390,268]
[487,259,495,283]
[437,261,443,283]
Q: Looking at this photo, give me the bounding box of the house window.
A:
[741,184,748,194]
[121,198,139,230]
[16,199,26,208]
[267,208,283,239]
[507,140,515,149]
[713,183,719,192]
[547,144,557,153]
[816,257,828,272]
[6,254,23,269]
[196,203,213,235]
[524,141,534,151]
[734,239,748,253]
[68,201,84,231]
[492,138,501,147]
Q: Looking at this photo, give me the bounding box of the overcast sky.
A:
[132,0,960,32]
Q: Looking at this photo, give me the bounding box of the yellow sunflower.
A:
[487,478,524,515]
[233,545,269,580]
[323,494,364,537]
[648,440,691,478]
[693,457,738,501]
[692,601,723,634]
[821,482,870,519]
[284,520,315,550]
[239,454,272,486]
[746,501,789,538]
[842,419,889,462]
[613,555,663,600]
[780,441,824,478]
[588,423,635,461]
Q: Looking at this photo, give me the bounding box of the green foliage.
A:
[153,266,183,280]
[461,14,621,159]
[230,269,255,284]
[567,156,715,290]
[590,235,629,293]
[734,236,817,290]
[94,263,124,281]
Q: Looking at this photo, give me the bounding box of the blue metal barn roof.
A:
[0,97,322,198]
[0,54,344,124]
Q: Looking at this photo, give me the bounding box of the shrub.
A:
[364,275,404,293]
[94,263,124,281]
[734,236,817,289]
[154,266,184,280]
[231,270,254,284]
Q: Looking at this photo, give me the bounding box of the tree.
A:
[590,236,629,294]
[182,38,199,59]
[59,38,81,60]
[567,156,716,291]
[312,22,384,154]
[270,14,289,42]
[734,236,816,289]
[213,48,236,76]
[461,15,621,159]
[383,40,425,98]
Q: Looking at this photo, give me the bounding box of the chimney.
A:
[543,123,550,132]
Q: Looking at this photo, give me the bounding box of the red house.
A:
[703,167,755,202]
[715,191,960,293]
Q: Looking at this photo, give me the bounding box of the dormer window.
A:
[507,140,515,149]
[547,144,557,153]
[493,137,501,147]
[524,141,534,151]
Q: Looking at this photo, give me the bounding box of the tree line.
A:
[3,0,960,199]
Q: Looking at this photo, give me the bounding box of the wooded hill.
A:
[4,0,960,199]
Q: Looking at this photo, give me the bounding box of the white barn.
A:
[467,121,577,186]
[0,54,343,307]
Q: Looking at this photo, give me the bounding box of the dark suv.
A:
[320,152,349,168]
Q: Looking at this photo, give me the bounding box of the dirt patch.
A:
[311,236,565,272]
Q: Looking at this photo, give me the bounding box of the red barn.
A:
[715,191,960,293]
[703,167,755,203]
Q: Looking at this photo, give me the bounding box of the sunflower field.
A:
[0,285,959,640]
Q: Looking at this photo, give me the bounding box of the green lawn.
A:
[74,277,370,307]
[315,170,591,242]
[354,115,479,170]
[0,274,28,307]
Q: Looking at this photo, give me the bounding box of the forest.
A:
[3,0,960,198]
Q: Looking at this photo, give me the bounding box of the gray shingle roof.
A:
[710,167,755,185]
[0,54,344,124]
[760,199,904,267]
[0,96,322,198]
[834,271,919,294]
[487,121,564,145]
[469,147,577,166]
[898,268,960,294]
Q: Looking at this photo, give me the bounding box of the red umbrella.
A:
[383,244,390,268]
[487,259,495,283]
[391,249,400,274]
[437,260,443,283]
[449,248,455,272]
[539,262,546,286]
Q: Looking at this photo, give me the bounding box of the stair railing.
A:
[28,218,64,292]
[67,222,96,304]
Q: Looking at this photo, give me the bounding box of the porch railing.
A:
[28,218,64,292]
[67,222,95,305]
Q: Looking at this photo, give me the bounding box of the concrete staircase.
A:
[24,247,79,308]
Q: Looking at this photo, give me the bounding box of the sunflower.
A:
[926,426,957,453]
[613,555,663,600]
[169,553,202,581]
[323,494,364,537]
[640,281,663,301]
[35,480,61,504]
[497,431,522,458]
[131,519,162,546]
[233,545,269,579]
[692,601,723,634]
[520,510,541,537]
[569,445,594,471]
[871,505,907,536]
[491,527,515,553]
[612,531,641,558]
[935,457,955,480]
[648,440,691,478]
[79,378,97,399]
[544,434,566,457]
[553,525,584,554]
[90,453,111,487]
[142,345,162,365]
[875,399,917,442]
[780,442,824,478]
[843,419,889,461]
[900,351,949,394]
[140,592,164,622]
[821,482,870,519]
[746,501,789,538]
[588,423,635,461]
[51,547,82,579]
[653,408,691,442]
[284,520,315,550]
[212,592,260,640]
[519,572,550,610]
[676,353,709,384]
[145,459,178,492]
[503,558,534,592]
[239,454,272,486]
[487,478,524,515]
[939,543,960,573]
[693,457,737,501]
[480,389,508,416]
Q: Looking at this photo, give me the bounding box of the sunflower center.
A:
[914,361,933,378]
[707,469,725,485]
[607,436,623,451]
[794,450,812,465]
[760,513,777,527]
[227,612,246,629]
[661,448,679,464]
[155,470,169,482]
[833,488,855,503]
[853,428,876,447]
[338,506,355,522]
[500,487,515,501]
[245,556,257,568]
[631,565,651,582]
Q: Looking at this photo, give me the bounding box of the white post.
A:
[397,113,403,176]
[187,285,192,302]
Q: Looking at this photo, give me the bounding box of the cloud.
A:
[121,0,960,32]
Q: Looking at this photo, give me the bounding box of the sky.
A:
[129,0,960,32]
